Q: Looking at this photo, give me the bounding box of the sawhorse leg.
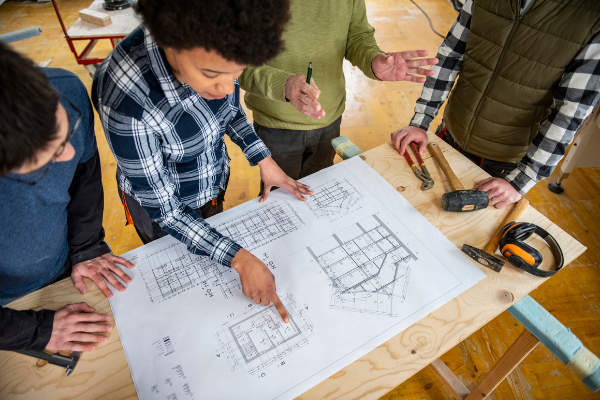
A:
[429,330,539,400]
[429,295,600,398]
[465,330,539,399]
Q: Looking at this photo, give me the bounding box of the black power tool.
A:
[103,0,135,11]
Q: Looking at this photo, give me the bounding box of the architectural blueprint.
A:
[109,156,487,400]
[216,201,304,250]
[138,241,241,304]
[215,294,313,375]
[305,178,362,221]
[308,214,413,316]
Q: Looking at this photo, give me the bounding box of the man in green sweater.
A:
[239,0,437,193]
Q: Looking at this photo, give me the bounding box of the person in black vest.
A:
[391,0,600,208]
[0,43,133,352]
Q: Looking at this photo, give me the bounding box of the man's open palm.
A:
[372,51,438,83]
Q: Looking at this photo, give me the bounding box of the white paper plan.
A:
[108,156,487,400]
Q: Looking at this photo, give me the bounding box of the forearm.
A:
[506,31,600,194]
[110,110,245,266]
[345,0,383,80]
[226,97,271,166]
[409,0,472,131]
[67,149,111,264]
[238,66,294,102]
[506,99,599,194]
[0,306,54,351]
[120,168,244,266]
[148,202,242,267]
[120,164,243,266]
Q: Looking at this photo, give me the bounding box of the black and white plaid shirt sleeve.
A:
[94,27,271,267]
[409,0,600,194]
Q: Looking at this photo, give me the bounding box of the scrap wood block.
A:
[78,9,112,27]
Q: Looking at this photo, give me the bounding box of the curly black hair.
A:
[0,43,59,176]
[136,0,290,66]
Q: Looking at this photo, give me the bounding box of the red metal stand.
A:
[51,0,124,71]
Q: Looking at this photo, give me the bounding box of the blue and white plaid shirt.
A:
[410,0,600,194]
[92,26,271,267]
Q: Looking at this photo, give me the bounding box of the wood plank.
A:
[295,135,586,400]
[465,330,540,400]
[66,0,140,38]
[429,358,471,400]
[1,1,597,399]
[508,296,600,391]
[78,8,112,27]
[0,136,586,400]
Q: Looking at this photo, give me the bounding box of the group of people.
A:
[1,0,598,356]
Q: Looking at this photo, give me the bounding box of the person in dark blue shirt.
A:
[0,43,133,352]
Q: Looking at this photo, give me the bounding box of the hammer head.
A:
[442,189,489,212]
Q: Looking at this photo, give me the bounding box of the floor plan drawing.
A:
[305,178,362,222]
[140,243,241,304]
[307,214,414,316]
[217,201,305,250]
[110,157,487,400]
[215,294,314,375]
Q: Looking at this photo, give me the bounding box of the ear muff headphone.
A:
[499,222,564,277]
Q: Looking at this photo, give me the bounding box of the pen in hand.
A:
[284,61,324,119]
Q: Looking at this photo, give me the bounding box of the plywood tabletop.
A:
[66,0,140,39]
[0,134,585,400]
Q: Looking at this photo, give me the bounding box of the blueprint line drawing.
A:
[152,335,176,357]
[215,294,313,375]
[307,214,414,316]
[305,178,363,222]
[110,156,487,400]
[140,243,241,304]
[163,337,174,355]
[217,201,304,250]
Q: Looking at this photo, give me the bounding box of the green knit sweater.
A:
[238,0,383,130]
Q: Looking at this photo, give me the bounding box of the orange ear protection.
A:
[499,222,564,277]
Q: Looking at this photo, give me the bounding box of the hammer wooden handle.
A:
[484,198,530,255]
[428,142,465,191]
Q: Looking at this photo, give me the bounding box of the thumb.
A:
[71,273,87,294]
[382,53,394,65]
[418,138,428,155]
[71,302,96,313]
[260,186,271,203]
[399,137,410,155]
[307,78,321,98]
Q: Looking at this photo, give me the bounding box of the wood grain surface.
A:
[464,330,540,400]
[1,0,597,399]
[0,135,586,400]
[295,135,586,400]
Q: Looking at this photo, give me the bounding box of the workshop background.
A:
[0,0,598,398]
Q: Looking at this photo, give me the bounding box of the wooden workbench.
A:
[66,0,140,39]
[0,134,585,400]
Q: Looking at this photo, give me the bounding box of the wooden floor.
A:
[1,0,599,398]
